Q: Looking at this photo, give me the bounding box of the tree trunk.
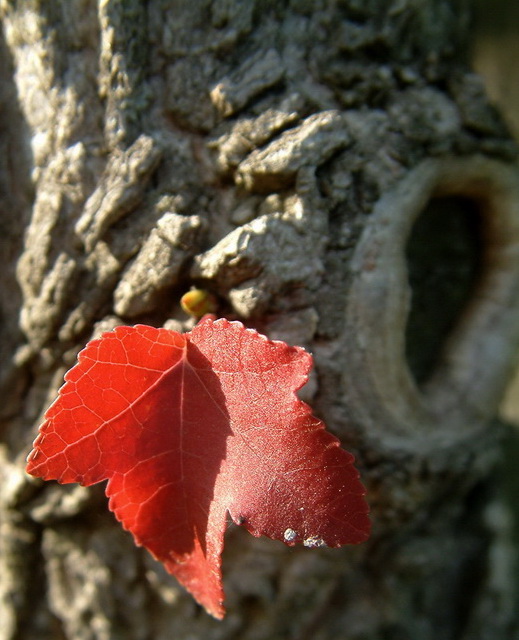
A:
[1,1,519,638]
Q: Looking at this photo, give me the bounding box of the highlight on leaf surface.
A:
[26,317,370,619]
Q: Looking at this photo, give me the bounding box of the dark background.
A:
[473,0,519,140]
[473,0,519,597]
[473,0,519,421]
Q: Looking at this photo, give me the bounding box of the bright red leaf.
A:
[26,317,370,618]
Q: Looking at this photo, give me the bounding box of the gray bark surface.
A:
[1,1,519,639]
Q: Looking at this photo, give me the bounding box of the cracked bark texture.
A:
[1,1,519,639]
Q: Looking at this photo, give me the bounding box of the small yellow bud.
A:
[180,289,218,317]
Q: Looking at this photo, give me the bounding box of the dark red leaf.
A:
[27,317,370,618]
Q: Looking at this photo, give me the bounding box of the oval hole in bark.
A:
[405,195,484,386]
[346,157,519,437]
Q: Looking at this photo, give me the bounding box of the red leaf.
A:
[26,317,370,618]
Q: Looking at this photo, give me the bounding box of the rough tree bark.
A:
[1,1,519,639]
